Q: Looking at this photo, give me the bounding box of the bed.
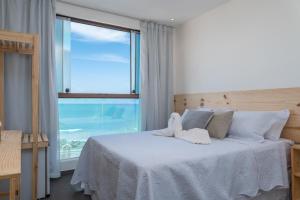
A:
[71,87,300,200]
[71,132,292,200]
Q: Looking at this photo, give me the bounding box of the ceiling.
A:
[59,0,229,26]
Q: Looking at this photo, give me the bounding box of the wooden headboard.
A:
[174,87,300,143]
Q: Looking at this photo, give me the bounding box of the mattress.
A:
[71,131,292,200]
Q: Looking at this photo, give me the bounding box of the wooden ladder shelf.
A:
[0,29,45,200]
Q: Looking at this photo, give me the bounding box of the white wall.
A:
[174,0,300,94]
[56,1,140,30]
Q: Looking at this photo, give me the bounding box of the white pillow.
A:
[228,110,290,141]
[181,109,189,120]
[264,109,290,140]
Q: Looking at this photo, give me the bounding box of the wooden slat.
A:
[38,135,42,142]
[0,192,9,196]
[21,134,31,149]
[9,177,16,200]
[282,128,300,143]
[293,145,300,150]
[27,134,43,143]
[0,131,22,176]
[0,30,34,54]
[174,87,300,143]
[0,52,4,127]
[31,34,39,200]
[41,134,48,142]
[16,174,20,200]
[8,41,13,49]
[21,133,48,150]
[23,134,29,143]
[0,30,34,44]
[0,47,33,55]
[292,145,300,200]
[0,40,4,48]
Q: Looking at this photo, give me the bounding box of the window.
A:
[56,16,141,160]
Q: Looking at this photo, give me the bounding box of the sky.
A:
[70,22,131,94]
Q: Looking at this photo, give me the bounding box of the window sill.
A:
[58,93,139,99]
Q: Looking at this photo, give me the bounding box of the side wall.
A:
[174,0,300,94]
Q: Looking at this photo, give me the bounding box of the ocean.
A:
[58,98,140,159]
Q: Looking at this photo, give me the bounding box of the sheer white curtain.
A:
[140,21,174,131]
[0,0,60,178]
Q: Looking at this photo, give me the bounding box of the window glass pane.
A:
[55,18,63,92]
[70,22,131,93]
[59,98,140,159]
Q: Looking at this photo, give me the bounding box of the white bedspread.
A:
[71,131,290,200]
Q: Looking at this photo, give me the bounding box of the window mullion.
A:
[135,33,141,94]
[130,31,136,94]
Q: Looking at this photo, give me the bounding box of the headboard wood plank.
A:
[174,87,300,143]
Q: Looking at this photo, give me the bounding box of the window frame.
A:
[56,14,140,99]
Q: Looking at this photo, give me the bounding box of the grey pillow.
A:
[207,111,234,139]
[182,110,214,130]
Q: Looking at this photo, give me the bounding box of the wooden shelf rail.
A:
[21,133,49,150]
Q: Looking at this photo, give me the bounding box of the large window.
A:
[56,16,141,160]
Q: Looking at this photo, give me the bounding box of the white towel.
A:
[175,128,211,144]
[168,112,182,136]
[154,113,211,144]
[154,112,182,137]
[154,128,174,137]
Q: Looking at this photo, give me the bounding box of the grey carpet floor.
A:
[45,173,91,200]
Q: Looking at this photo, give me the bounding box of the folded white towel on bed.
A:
[154,112,211,144]
[154,112,182,137]
[154,128,174,137]
[175,128,211,144]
